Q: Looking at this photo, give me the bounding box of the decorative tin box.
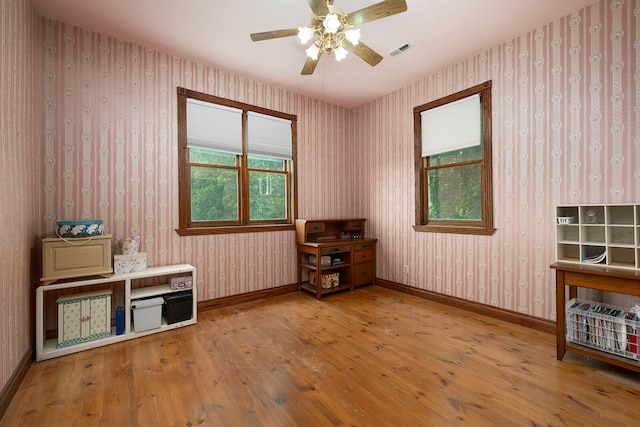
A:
[56,220,104,238]
[57,290,112,348]
[310,272,339,289]
[114,252,147,274]
[170,276,193,290]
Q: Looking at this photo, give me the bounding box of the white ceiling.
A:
[32,0,599,108]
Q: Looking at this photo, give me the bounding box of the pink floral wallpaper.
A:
[353,0,639,319]
[1,0,39,395]
[39,20,355,303]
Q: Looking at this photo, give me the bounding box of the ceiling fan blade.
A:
[250,28,299,42]
[306,0,330,16]
[342,40,383,67]
[301,52,323,75]
[346,0,407,26]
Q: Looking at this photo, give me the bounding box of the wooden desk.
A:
[296,218,376,300]
[551,262,640,372]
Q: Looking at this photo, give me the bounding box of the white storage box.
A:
[131,297,164,332]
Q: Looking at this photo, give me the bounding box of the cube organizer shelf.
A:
[36,264,196,361]
[555,204,640,270]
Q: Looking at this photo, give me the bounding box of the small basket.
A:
[557,216,576,224]
[566,298,639,360]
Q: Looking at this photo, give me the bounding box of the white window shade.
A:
[247,111,292,160]
[186,98,243,155]
[421,93,481,157]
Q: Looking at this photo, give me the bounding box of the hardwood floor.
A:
[2,286,639,426]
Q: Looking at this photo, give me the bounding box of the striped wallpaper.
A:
[39,20,354,303]
[1,0,39,395]
[353,0,640,318]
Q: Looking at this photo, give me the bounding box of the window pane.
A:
[189,148,237,166]
[249,171,287,220]
[248,155,285,171]
[190,166,238,221]
[429,145,482,166]
[428,163,481,220]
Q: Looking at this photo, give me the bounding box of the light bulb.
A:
[344,29,361,45]
[297,27,314,44]
[306,43,320,60]
[323,14,341,34]
[334,45,348,61]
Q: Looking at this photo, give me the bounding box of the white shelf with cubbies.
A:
[36,264,196,361]
[555,204,639,270]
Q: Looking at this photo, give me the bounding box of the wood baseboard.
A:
[0,345,34,420]
[375,279,555,335]
[197,283,299,312]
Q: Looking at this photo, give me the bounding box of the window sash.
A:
[421,93,481,157]
[186,98,243,155]
[247,111,293,160]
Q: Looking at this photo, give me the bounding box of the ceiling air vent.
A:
[389,43,413,57]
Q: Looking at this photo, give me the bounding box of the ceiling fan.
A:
[250,0,408,75]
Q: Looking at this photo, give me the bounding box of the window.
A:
[413,81,495,235]
[176,87,297,235]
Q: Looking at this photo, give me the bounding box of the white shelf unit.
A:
[555,204,640,270]
[36,264,196,361]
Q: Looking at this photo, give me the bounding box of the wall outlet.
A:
[403,265,409,273]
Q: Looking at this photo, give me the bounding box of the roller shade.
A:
[247,111,292,160]
[421,93,481,157]
[186,98,243,155]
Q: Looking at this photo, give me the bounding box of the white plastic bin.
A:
[131,297,164,332]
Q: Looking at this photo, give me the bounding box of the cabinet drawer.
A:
[354,242,373,250]
[346,220,364,231]
[353,263,374,285]
[354,249,374,263]
[306,222,325,233]
[321,245,351,255]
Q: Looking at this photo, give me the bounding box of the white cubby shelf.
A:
[555,204,640,270]
[36,264,196,361]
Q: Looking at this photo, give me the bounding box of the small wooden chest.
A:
[41,234,112,284]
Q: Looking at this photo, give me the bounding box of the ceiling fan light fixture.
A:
[322,13,341,34]
[334,45,348,61]
[305,43,320,60]
[344,28,361,45]
[249,0,408,75]
[298,27,315,44]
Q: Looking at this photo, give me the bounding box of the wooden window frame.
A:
[176,87,297,236]
[413,81,495,236]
